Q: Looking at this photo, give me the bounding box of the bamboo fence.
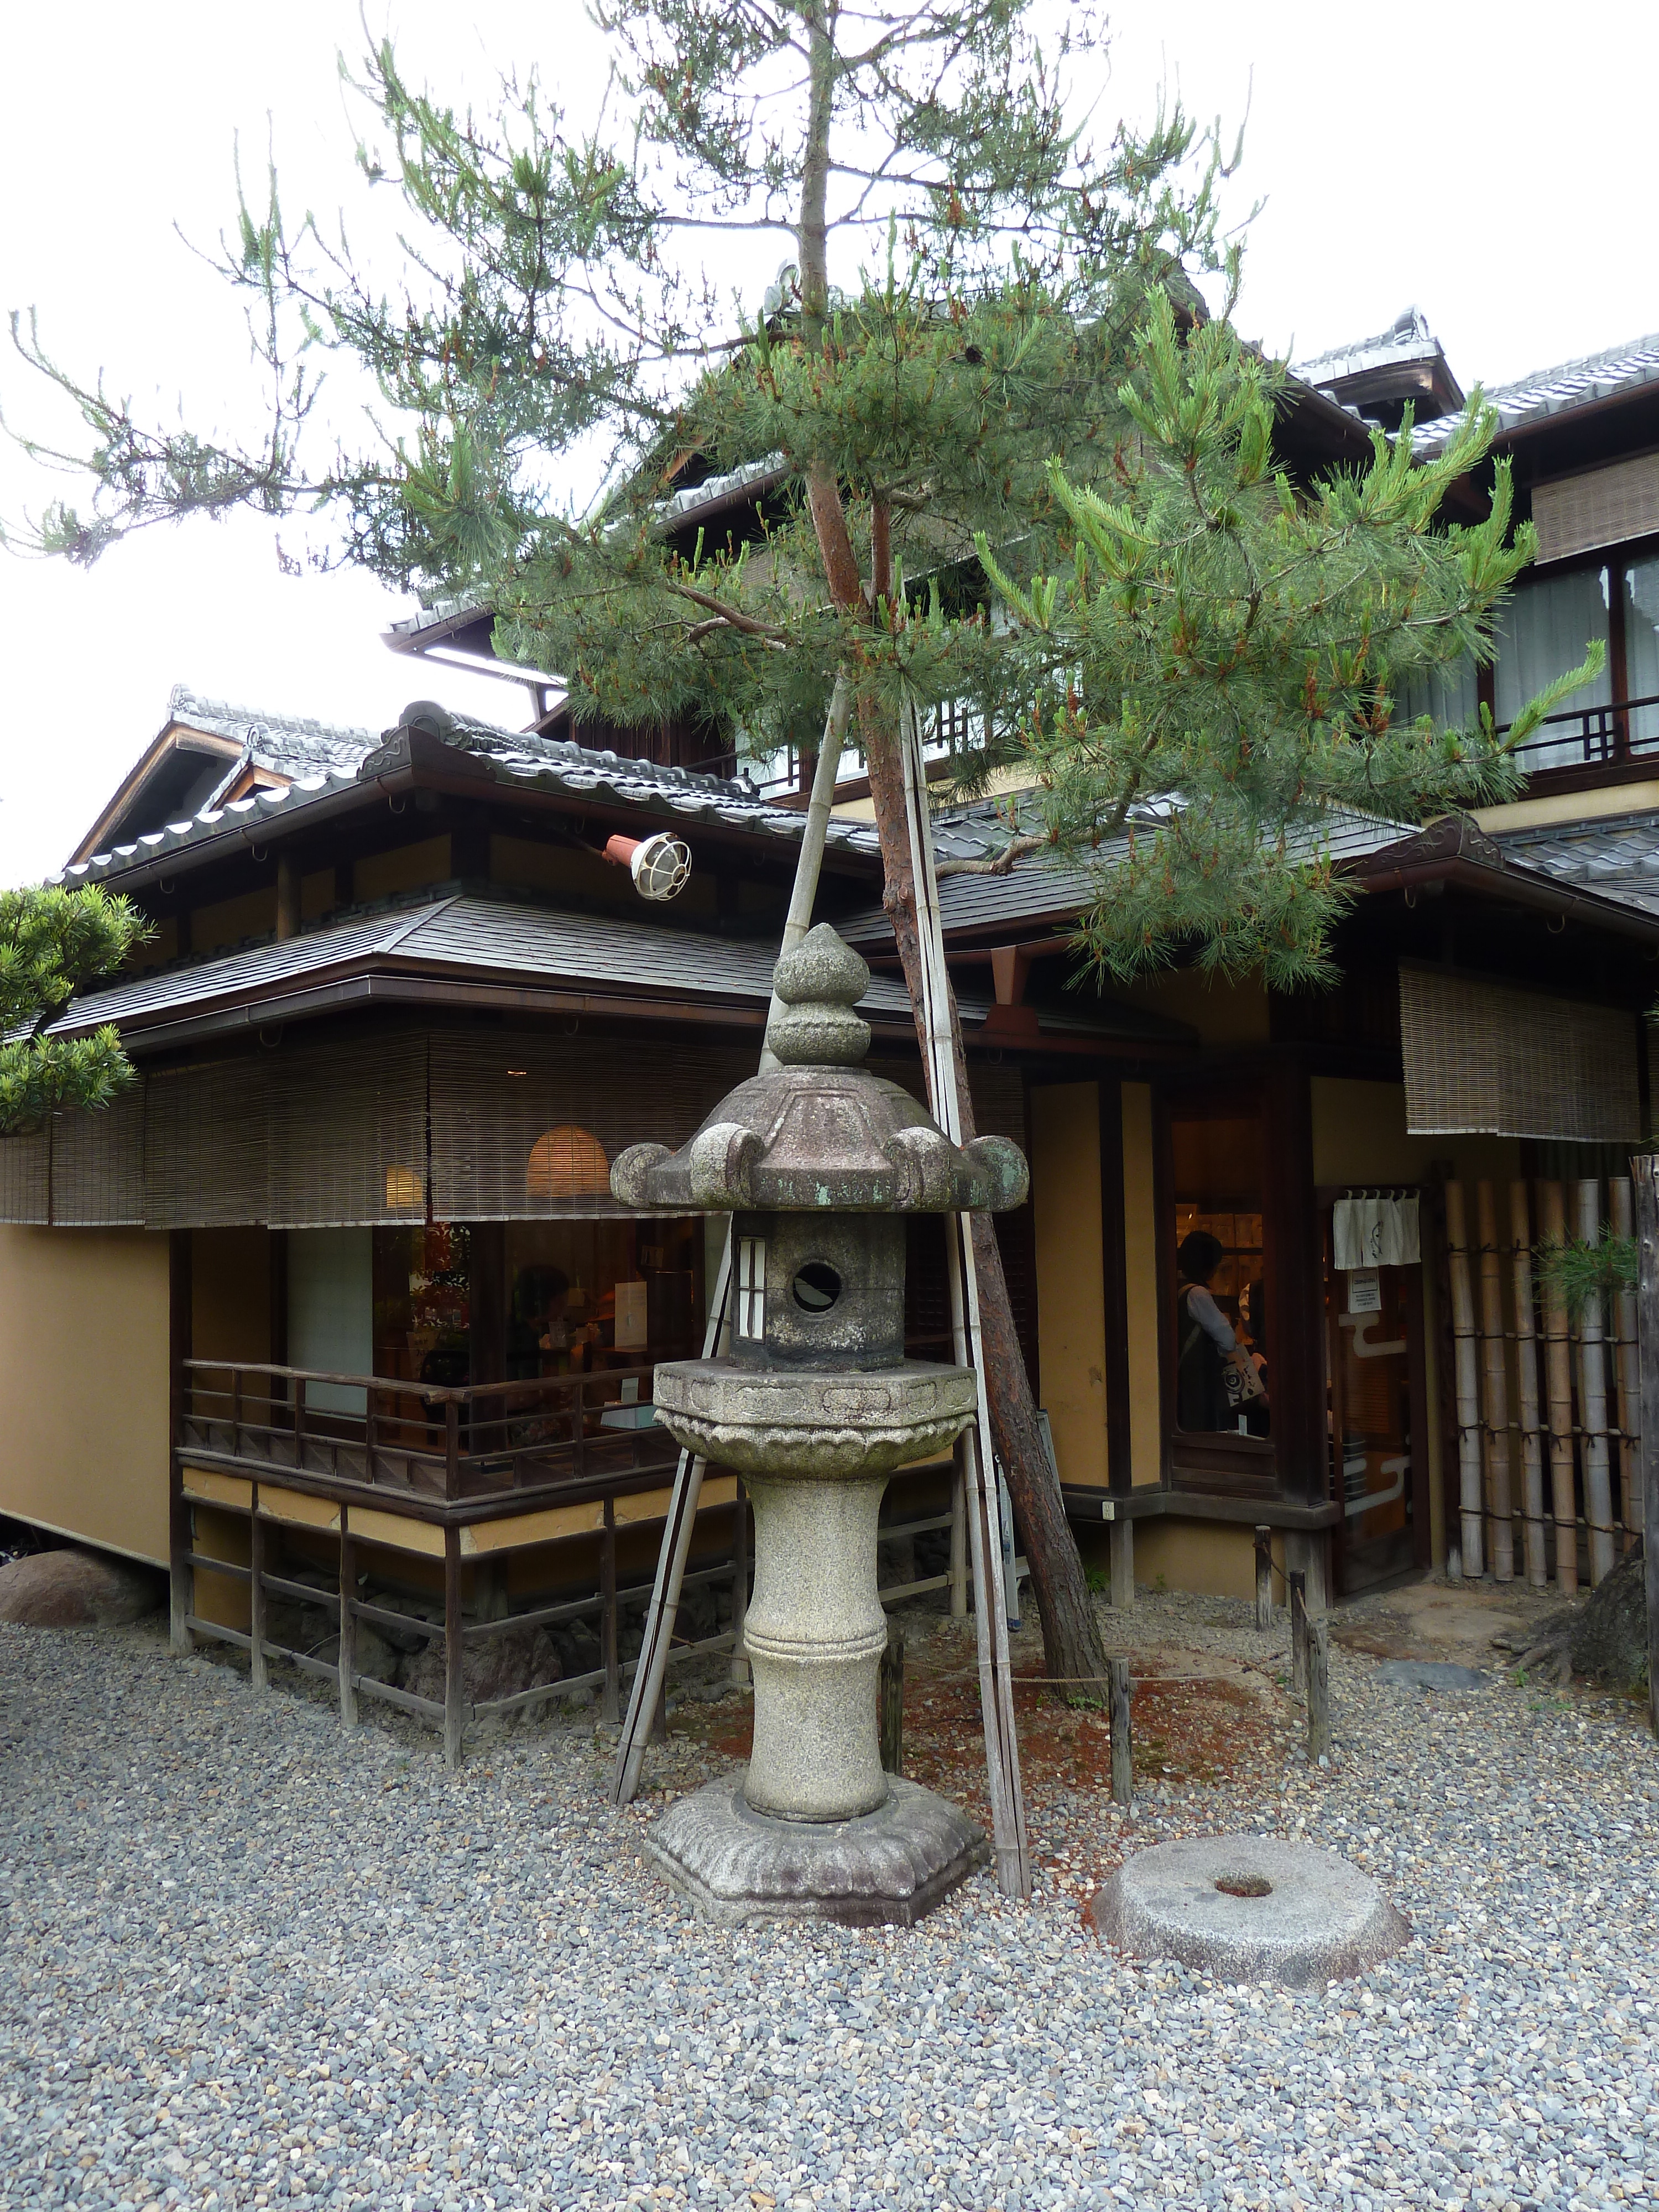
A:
[1439,1174,1640,1591]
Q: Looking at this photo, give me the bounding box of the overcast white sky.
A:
[3,0,1657,886]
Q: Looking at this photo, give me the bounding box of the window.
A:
[1170,1107,1268,1438]
[1494,566,1612,769]
[1625,557,1659,747]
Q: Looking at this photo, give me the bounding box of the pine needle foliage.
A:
[1535,1230,1637,1320]
[0,886,149,1136]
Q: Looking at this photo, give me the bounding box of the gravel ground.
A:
[2,1588,1656,2212]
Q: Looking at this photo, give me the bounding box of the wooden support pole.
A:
[1509,1181,1549,1588]
[1610,1176,1641,1553]
[1538,1181,1579,1593]
[444,1531,465,1770]
[1475,1181,1515,1581]
[1289,1571,1308,1698]
[1444,1182,1485,1578]
[1109,1658,1133,1808]
[338,1520,358,1730]
[879,1623,905,1777]
[729,1483,751,1687]
[168,1229,193,1653]
[1254,1526,1274,1631]
[1306,1618,1333,1766]
[1631,1154,1659,1741]
[1108,1517,1135,1611]
[600,1494,620,1725]
[1576,1179,1618,1587]
[248,1504,268,1692]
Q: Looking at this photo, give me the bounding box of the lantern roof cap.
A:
[611,926,1028,1214]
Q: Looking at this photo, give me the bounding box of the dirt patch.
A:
[672,1621,1288,1837]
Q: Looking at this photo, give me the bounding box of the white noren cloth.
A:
[1333,1194,1420,1271]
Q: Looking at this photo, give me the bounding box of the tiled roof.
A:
[58,693,1030,887]
[1490,809,1659,920]
[1293,307,1446,391]
[839,801,1418,947]
[1409,331,1659,455]
[46,888,1164,1049]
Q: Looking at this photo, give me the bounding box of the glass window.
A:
[503,1218,702,1379]
[373,1224,472,1391]
[1625,559,1659,749]
[1170,1109,1268,1437]
[1494,567,1612,769]
[1395,656,1478,733]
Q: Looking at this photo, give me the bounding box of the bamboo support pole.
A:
[1537,1181,1579,1594]
[1610,1176,1641,1553]
[1508,1181,1549,1589]
[1254,1525,1274,1631]
[1475,1181,1515,1582]
[1575,1178,1618,1587]
[1109,1658,1133,1807]
[1631,1155,1659,1740]
[1444,1182,1485,1577]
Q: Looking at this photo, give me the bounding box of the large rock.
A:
[0,1547,164,1627]
[403,1623,563,1713]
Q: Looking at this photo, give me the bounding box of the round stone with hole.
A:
[1087,1833,1410,1988]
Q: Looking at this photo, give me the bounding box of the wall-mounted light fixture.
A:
[602,830,692,902]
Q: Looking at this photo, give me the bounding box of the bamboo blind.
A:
[1532,452,1659,565]
[0,1128,50,1224]
[1400,964,1639,1141]
[50,1086,146,1226]
[266,1035,429,1229]
[143,1056,270,1229]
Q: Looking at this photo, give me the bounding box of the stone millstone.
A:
[1088,1834,1410,1988]
[645,1773,989,1927]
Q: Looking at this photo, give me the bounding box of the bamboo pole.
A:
[1443,1182,1485,1577]
[902,702,1030,1900]
[1475,1181,1515,1582]
[1610,1176,1641,1554]
[1537,1180,1579,1593]
[1576,1178,1618,1586]
[1630,1155,1659,1740]
[1509,1181,1548,1588]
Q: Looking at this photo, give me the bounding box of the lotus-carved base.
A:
[651,1356,976,1479]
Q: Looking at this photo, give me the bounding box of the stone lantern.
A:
[611,923,1028,1924]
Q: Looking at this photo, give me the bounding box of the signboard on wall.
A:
[614,1279,649,1350]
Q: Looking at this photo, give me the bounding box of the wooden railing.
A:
[177,1358,679,1509]
[1505,690,1659,773]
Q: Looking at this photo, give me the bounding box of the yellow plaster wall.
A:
[191,887,277,956]
[1120,1082,1163,1486]
[491,833,722,922]
[0,1227,170,1564]
[1029,1084,1108,1489]
[1120,967,1270,1047]
[354,836,452,905]
[1133,1517,1254,1599]
[1473,779,1659,834]
[192,1228,271,1369]
[300,868,336,921]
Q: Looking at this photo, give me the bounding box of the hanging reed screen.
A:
[50,1086,146,1226]
[143,1056,271,1228]
[0,1128,50,1224]
[266,1034,429,1229]
[1400,963,1640,1140]
[427,1032,755,1219]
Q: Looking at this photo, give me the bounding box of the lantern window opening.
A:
[736,1237,767,1336]
[791,1260,842,1313]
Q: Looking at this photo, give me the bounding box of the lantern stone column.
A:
[611,924,1028,1926]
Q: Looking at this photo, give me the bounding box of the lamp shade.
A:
[526,1124,611,1199]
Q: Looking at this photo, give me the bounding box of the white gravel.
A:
[2,1592,1656,2212]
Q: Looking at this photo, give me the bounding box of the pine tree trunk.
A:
[790,4,1108,1702]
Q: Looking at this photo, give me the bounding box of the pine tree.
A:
[0,886,149,1135]
[4,2,1579,1694]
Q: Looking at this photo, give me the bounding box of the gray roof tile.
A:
[1491,810,1659,919]
[1409,331,1659,455]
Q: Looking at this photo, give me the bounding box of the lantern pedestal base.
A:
[644,1772,988,1927]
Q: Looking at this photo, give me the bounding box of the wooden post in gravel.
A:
[1289,1571,1308,1697]
[1538,1181,1579,1592]
[1306,1618,1332,1765]
[444,1530,466,1770]
[1254,1526,1274,1630]
[1444,1183,1485,1577]
[248,1500,269,1692]
[600,1496,620,1725]
[1509,1182,1548,1589]
[1575,1178,1618,1587]
[1475,1181,1515,1581]
[1610,1176,1641,1553]
[338,1520,358,1730]
[1109,1658,1133,1807]
[1631,1155,1659,1740]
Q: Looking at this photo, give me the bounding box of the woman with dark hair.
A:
[1176,1230,1261,1432]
